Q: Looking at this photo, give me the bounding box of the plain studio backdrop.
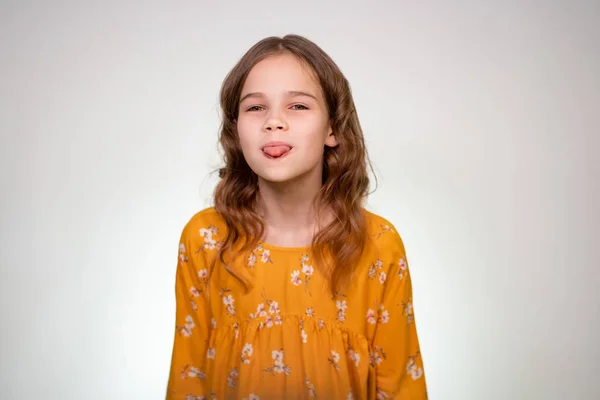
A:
[1,1,599,399]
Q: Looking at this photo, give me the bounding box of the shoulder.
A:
[179,207,227,245]
[363,208,407,257]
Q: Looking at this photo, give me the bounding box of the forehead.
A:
[241,53,322,97]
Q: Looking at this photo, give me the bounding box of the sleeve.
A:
[371,231,428,399]
[166,223,213,399]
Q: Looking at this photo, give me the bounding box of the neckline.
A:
[259,241,312,253]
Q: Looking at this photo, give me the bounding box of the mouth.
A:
[262,142,293,159]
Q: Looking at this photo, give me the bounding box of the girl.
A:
[166,34,427,400]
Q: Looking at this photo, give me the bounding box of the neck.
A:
[258,178,321,231]
[256,170,334,247]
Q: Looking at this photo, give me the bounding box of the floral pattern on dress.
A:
[241,343,253,364]
[397,257,407,280]
[367,303,390,325]
[406,351,424,380]
[179,243,188,264]
[336,299,348,322]
[328,350,341,370]
[368,259,386,285]
[347,343,360,367]
[247,244,273,268]
[291,254,314,295]
[220,288,236,317]
[177,315,195,337]
[180,364,206,381]
[401,299,414,324]
[264,349,291,375]
[249,288,283,328]
[305,377,317,398]
[299,318,308,343]
[227,368,239,388]
[167,208,427,400]
[374,224,394,239]
[198,226,222,251]
[206,348,216,360]
[369,345,387,367]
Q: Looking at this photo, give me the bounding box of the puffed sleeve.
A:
[166,223,213,399]
[371,231,428,399]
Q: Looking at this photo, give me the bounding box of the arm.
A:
[372,232,427,399]
[166,224,213,399]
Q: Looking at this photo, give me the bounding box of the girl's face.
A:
[237,53,337,185]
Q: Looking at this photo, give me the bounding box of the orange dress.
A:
[166,207,427,399]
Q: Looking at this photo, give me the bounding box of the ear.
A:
[325,127,338,148]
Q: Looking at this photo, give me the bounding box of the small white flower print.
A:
[378,304,390,324]
[177,315,195,336]
[398,257,407,279]
[291,254,314,295]
[301,330,308,343]
[302,263,314,276]
[318,319,325,330]
[379,271,387,284]
[211,317,216,329]
[374,224,394,239]
[242,395,260,400]
[227,368,239,388]
[269,300,280,315]
[249,303,267,320]
[232,321,239,339]
[376,389,390,399]
[348,391,354,400]
[368,259,386,284]
[248,252,257,267]
[178,243,188,264]
[241,343,253,364]
[402,300,415,324]
[206,348,216,359]
[366,309,377,325]
[336,300,348,322]
[247,244,272,267]
[369,346,387,367]
[305,307,314,317]
[190,287,201,297]
[348,349,360,367]
[198,269,209,279]
[328,350,341,370]
[264,349,291,375]
[291,270,302,286]
[199,226,221,251]
[406,352,424,380]
[181,365,206,381]
[222,294,236,316]
[261,249,271,263]
[368,264,377,279]
[305,377,316,398]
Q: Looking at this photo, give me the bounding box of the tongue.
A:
[263,145,291,157]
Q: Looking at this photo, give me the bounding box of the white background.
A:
[1,1,599,399]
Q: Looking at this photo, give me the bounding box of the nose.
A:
[263,112,289,132]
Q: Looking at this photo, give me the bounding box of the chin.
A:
[255,170,300,184]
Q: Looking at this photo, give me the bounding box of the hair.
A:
[212,34,374,296]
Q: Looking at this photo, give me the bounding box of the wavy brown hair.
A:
[212,34,374,297]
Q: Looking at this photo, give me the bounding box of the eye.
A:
[246,105,265,112]
[290,104,309,110]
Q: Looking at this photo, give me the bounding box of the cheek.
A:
[236,121,257,149]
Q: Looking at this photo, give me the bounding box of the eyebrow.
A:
[239,90,318,104]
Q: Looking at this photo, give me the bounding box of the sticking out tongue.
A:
[263,145,291,157]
